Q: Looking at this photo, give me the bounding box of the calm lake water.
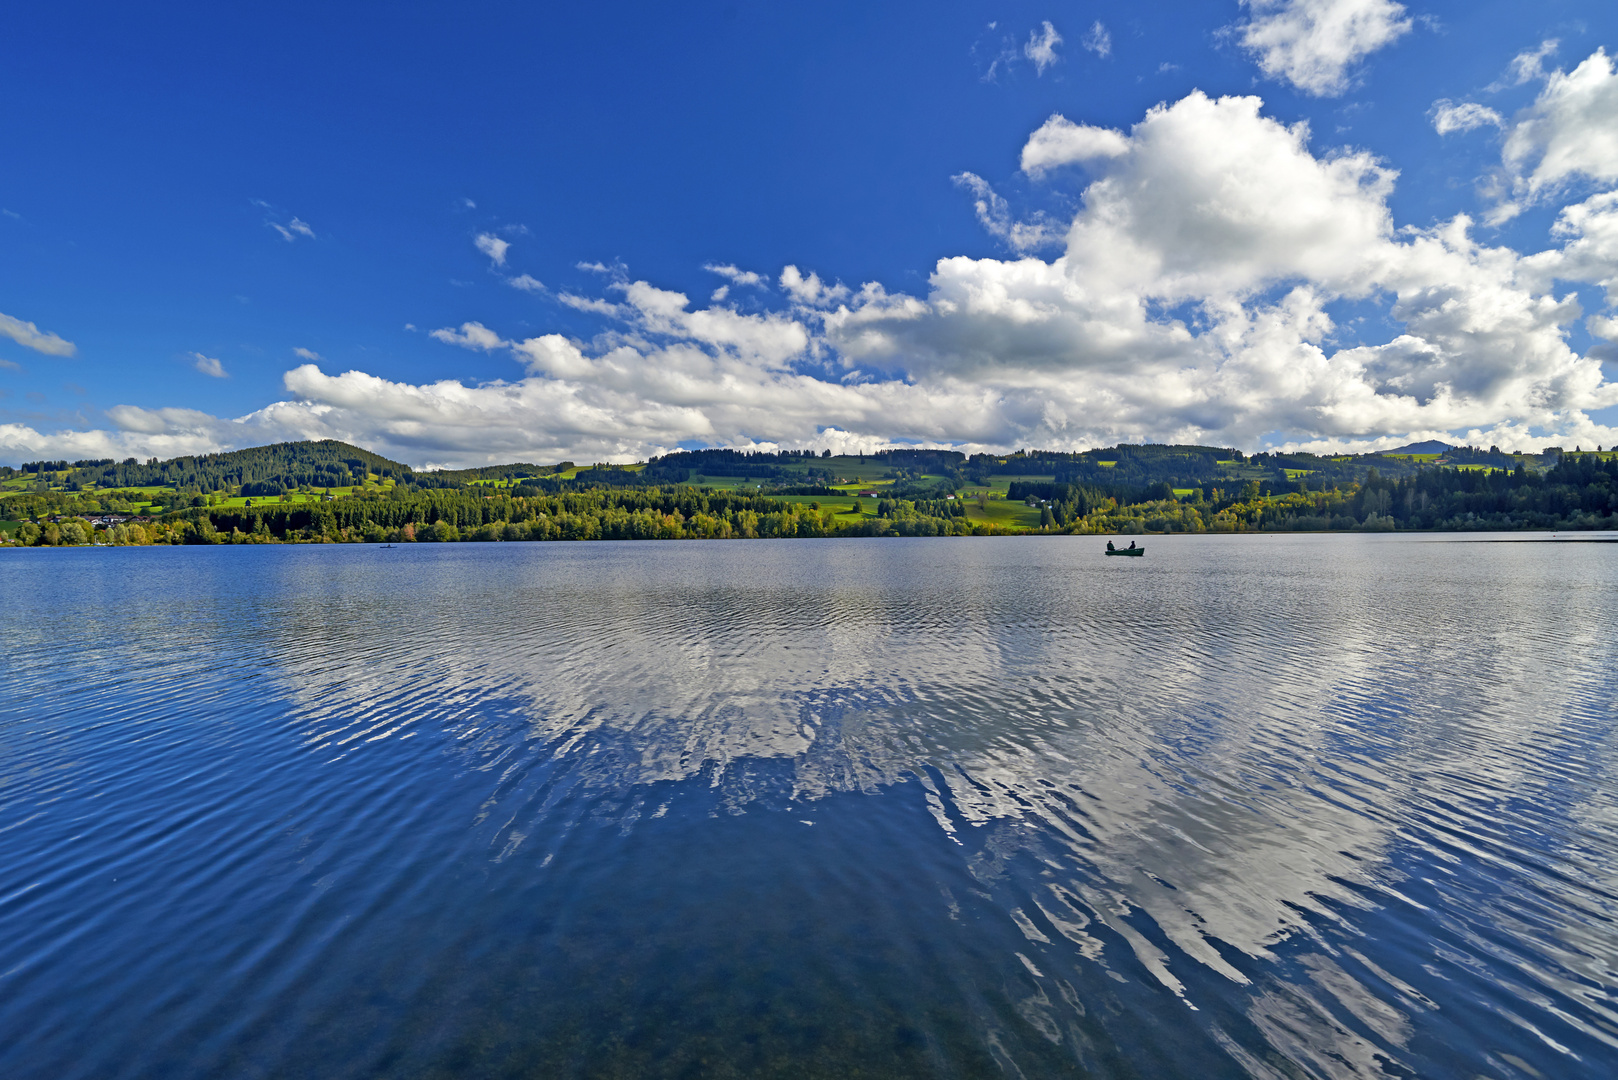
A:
[2,534,1616,1079]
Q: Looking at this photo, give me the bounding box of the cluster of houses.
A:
[37,513,152,527]
[24,489,337,528]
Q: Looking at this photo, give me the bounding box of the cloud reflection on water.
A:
[243,534,1618,1076]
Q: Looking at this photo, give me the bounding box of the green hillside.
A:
[5,440,419,497]
[3,438,1614,546]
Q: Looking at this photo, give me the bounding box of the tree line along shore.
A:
[3,439,1617,547]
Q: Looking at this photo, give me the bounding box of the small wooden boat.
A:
[1105,543,1144,556]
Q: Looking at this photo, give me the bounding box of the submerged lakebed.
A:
[2,534,1615,1078]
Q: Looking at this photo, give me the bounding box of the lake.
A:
[2,534,1615,1078]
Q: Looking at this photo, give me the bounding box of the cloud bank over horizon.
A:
[5,38,1618,468]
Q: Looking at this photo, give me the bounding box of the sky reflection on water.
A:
[1,535,1615,1078]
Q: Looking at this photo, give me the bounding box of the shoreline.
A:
[7,528,1618,551]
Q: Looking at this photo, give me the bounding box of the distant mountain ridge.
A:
[1385,441,1455,455]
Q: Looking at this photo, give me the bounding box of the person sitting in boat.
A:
[1106,541,1115,551]
[1127,540,1136,549]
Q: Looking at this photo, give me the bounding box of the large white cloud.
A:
[1496,48,1618,218]
[1234,0,1412,97]
[0,407,235,464]
[9,78,1618,468]
[828,89,1618,451]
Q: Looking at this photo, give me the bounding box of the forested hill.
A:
[8,440,425,495]
[4,437,1617,546]
[2,438,1574,497]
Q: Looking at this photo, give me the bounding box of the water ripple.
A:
[1,535,1615,1078]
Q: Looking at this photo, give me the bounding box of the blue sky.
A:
[3,0,1617,466]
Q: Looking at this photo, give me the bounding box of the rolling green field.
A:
[758,492,975,518]
[820,460,912,483]
[459,464,646,486]
[967,500,1044,528]
[954,474,1055,498]
[759,494,865,512]
[688,476,772,491]
[138,488,373,511]
[758,487,1045,528]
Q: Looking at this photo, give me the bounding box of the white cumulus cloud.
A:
[1524,191,1618,305]
[705,263,767,288]
[779,266,850,308]
[0,408,234,463]
[1236,0,1412,96]
[1495,48,1618,218]
[826,89,1617,451]
[248,78,1618,465]
[1020,115,1131,174]
[475,233,510,267]
[1,312,76,356]
[706,263,767,301]
[429,322,508,351]
[191,353,228,378]
[1430,100,1503,136]
[1492,39,1560,91]
[12,85,1618,467]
